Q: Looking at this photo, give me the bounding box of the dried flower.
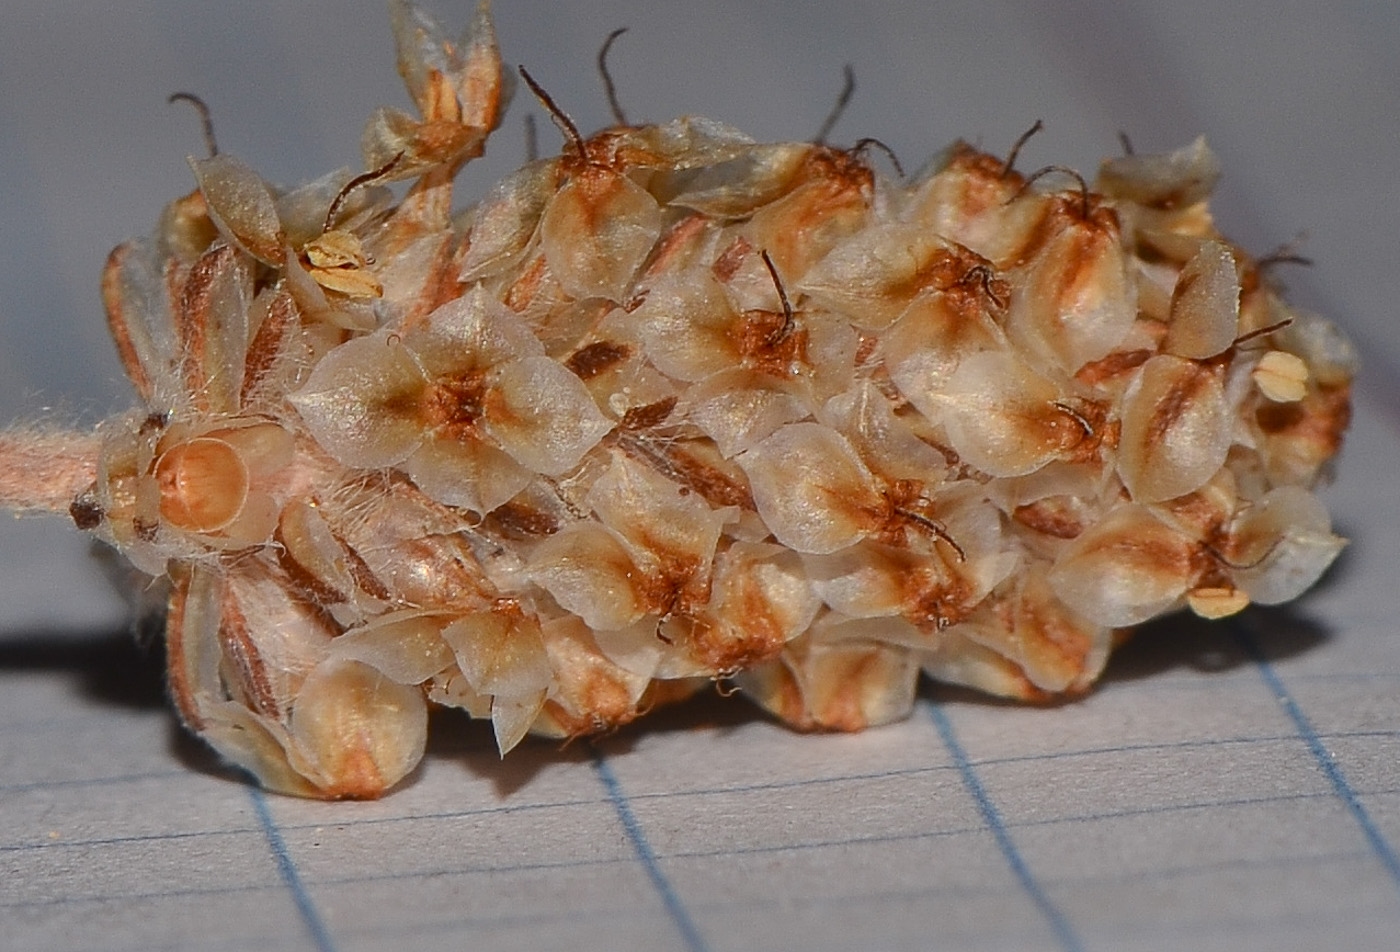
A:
[0,1,1354,798]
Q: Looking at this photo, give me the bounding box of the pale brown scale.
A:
[539,623,646,737]
[977,572,1104,695]
[746,146,874,279]
[154,437,249,533]
[1255,383,1353,484]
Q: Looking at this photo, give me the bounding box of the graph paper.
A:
[3,2,1399,950]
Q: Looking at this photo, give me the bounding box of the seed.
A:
[1186,587,1251,620]
[1252,349,1310,402]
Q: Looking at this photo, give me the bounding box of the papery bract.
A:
[1119,354,1232,504]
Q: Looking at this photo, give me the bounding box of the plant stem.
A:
[0,428,99,516]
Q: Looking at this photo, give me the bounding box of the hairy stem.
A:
[0,428,100,515]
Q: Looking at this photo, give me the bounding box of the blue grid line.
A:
[0,768,191,794]
[0,879,327,912]
[929,701,1086,952]
[249,788,338,952]
[14,722,1399,802]
[6,838,1378,919]
[306,846,1394,949]
[0,826,258,854]
[14,781,1391,912]
[1234,625,1400,895]
[235,728,1400,831]
[13,738,1398,858]
[592,752,710,952]
[1060,847,1371,890]
[322,785,1394,885]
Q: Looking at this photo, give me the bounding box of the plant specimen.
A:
[0,2,1353,797]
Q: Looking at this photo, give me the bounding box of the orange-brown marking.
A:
[419,370,488,441]
[1013,498,1085,539]
[732,309,810,378]
[615,434,755,510]
[565,340,631,380]
[1146,361,1216,446]
[163,569,203,730]
[101,244,155,401]
[503,255,548,312]
[176,244,239,406]
[712,236,755,283]
[815,649,885,732]
[620,395,677,431]
[218,583,281,718]
[1075,348,1153,387]
[486,501,560,539]
[242,289,298,406]
[1256,382,1351,457]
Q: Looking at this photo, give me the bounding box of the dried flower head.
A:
[0,1,1354,798]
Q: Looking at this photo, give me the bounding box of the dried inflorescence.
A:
[1,2,1354,797]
